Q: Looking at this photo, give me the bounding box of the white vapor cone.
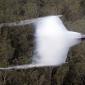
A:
[0,15,85,70]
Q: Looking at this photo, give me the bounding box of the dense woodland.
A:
[0,0,85,85]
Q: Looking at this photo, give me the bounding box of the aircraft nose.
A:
[81,34,85,41]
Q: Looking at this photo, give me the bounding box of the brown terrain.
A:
[0,0,85,85]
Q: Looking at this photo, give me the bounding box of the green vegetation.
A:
[0,0,85,85]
